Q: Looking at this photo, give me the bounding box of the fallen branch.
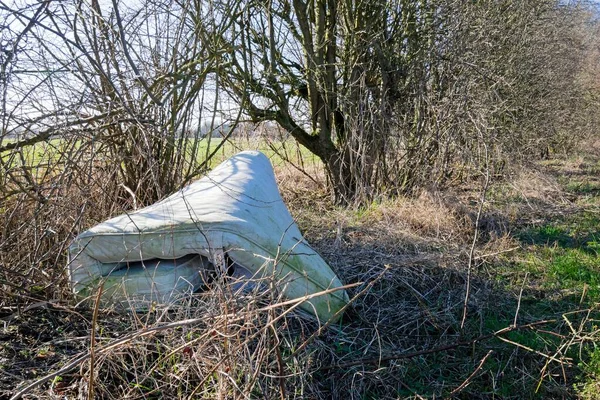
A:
[474,246,520,260]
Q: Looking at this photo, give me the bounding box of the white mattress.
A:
[68,151,348,321]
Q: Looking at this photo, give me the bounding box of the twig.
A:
[495,335,570,365]
[449,350,493,396]
[0,110,122,153]
[270,316,286,400]
[110,0,162,106]
[292,266,390,355]
[513,272,528,327]
[473,246,520,260]
[88,284,103,400]
[186,354,232,399]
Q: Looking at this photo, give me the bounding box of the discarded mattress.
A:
[68,151,348,321]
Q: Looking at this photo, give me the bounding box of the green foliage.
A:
[550,250,600,284]
[565,181,600,195]
[516,219,600,304]
[577,346,600,399]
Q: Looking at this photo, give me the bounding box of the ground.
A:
[1,148,600,399]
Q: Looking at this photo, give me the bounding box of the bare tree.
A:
[0,0,235,306]
[210,0,599,204]
[0,0,236,206]
[210,0,408,203]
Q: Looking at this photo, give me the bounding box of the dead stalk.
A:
[87,283,103,400]
[514,272,529,327]
[10,283,358,400]
[461,141,490,330]
[449,350,494,396]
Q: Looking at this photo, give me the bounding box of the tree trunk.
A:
[321,146,357,205]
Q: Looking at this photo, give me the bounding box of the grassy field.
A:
[1,136,319,166]
[1,140,600,399]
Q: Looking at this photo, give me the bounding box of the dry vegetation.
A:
[2,148,600,399]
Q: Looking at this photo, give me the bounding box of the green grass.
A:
[2,136,320,172]
[519,211,600,251]
[521,224,575,248]
[565,181,600,195]
[511,218,600,307]
[473,159,600,398]
[578,346,600,398]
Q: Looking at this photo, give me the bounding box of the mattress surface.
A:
[68,151,348,321]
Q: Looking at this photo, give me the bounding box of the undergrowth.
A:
[1,149,600,399]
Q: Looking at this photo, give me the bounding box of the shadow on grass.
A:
[307,220,599,399]
[517,212,600,255]
[2,220,599,399]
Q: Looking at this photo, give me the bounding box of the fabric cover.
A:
[68,151,348,321]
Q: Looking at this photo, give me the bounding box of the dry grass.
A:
[1,150,600,399]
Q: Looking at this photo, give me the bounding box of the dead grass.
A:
[2,150,600,399]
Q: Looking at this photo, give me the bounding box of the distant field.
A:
[190,136,320,167]
[1,136,321,170]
